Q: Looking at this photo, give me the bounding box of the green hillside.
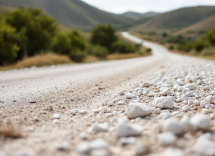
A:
[0,0,134,30]
[131,6,215,32]
[121,11,160,20]
[174,13,215,36]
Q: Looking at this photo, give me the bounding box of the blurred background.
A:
[0,0,215,70]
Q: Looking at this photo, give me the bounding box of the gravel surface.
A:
[0,32,215,156]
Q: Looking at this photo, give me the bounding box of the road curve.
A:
[0,32,180,107]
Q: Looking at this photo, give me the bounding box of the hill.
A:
[0,0,134,30]
[0,5,15,13]
[174,13,215,36]
[131,6,215,33]
[121,11,159,20]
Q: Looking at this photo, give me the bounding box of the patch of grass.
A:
[0,120,22,138]
[0,54,72,70]
[106,53,149,60]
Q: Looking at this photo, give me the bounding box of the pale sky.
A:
[81,0,215,14]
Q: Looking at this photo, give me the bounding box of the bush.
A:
[89,45,108,58]
[91,24,118,50]
[205,27,215,46]
[146,48,152,52]
[111,41,136,54]
[168,45,174,50]
[177,42,193,52]
[0,20,20,65]
[71,51,87,62]
[201,47,215,56]
[2,7,58,58]
[192,41,205,52]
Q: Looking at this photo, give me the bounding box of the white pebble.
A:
[126,103,151,119]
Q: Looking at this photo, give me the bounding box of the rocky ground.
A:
[1,57,215,156]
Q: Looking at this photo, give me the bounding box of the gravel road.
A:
[0,32,215,156]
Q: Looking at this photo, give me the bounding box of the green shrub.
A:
[111,41,136,54]
[89,45,108,58]
[0,20,20,65]
[146,48,152,52]
[168,45,175,50]
[71,51,87,62]
[91,24,117,50]
[201,47,215,56]
[205,27,215,46]
[2,7,58,58]
[192,41,205,52]
[177,42,193,52]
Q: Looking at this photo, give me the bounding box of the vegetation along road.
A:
[0,32,214,156]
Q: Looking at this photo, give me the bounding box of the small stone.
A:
[206,96,215,104]
[90,139,109,150]
[116,122,144,138]
[107,101,114,106]
[152,97,174,108]
[34,116,39,122]
[201,109,209,114]
[119,91,125,95]
[103,107,111,113]
[77,142,90,154]
[79,110,87,115]
[158,132,177,146]
[53,114,60,119]
[117,101,125,105]
[29,100,36,103]
[126,103,151,119]
[119,137,137,145]
[154,108,161,114]
[159,112,171,120]
[162,118,184,135]
[194,100,200,106]
[80,132,88,140]
[185,84,195,90]
[161,88,171,96]
[200,101,208,108]
[71,109,78,115]
[182,105,189,112]
[55,141,70,151]
[126,93,136,99]
[91,149,109,156]
[163,148,184,156]
[91,123,109,132]
[190,114,211,130]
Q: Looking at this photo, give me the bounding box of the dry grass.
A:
[0,121,22,138]
[0,54,72,70]
[107,53,147,60]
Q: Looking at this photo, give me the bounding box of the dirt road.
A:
[0,32,213,156]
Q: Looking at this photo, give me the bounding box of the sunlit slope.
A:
[0,0,134,30]
[131,6,215,32]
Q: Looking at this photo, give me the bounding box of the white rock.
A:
[116,122,144,137]
[154,108,161,114]
[206,96,215,104]
[29,100,36,103]
[90,139,109,150]
[185,84,195,90]
[161,88,171,96]
[126,93,136,99]
[200,101,208,108]
[55,141,70,151]
[77,142,90,154]
[91,123,109,132]
[71,109,78,115]
[103,107,111,113]
[194,100,200,106]
[34,116,39,121]
[159,112,171,120]
[53,114,60,119]
[91,149,109,156]
[152,97,174,108]
[119,137,137,145]
[158,132,177,146]
[79,110,87,115]
[190,114,210,130]
[182,105,189,112]
[119,90,125,95]
[162,118,184,135]
[186,92,193,97]
[126,103,151,119]
[80,132,88,140]
[192,134,215,155]
[117,100,125,105]
[107,101,114,106]
[181,116,193,132]
[181,95,188,101]
[188,100,194,105]
[163,148,184,156]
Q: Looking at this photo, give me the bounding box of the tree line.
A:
[0,7,145,65]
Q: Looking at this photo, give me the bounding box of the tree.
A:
[90,24,118,50]
[205,27,215,46]
[2,7,58,58]
[51,30,87,62]
[0,20,20,65]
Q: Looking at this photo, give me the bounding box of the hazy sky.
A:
[81,0,215,14]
